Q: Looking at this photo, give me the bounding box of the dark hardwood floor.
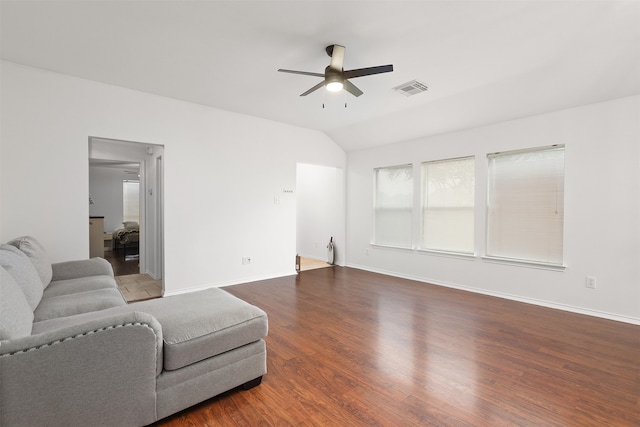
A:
[103,247,139,276]
[155,267,639,426]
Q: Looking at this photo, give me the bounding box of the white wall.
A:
[346,95,640,323]
[0,61,346,294]
[296,163,345,264]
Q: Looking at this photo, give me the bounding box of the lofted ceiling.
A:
[1,1,639,152]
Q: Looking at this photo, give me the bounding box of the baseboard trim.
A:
[347,263,640,325]
[139,269,161,281]
[163,269,296,297]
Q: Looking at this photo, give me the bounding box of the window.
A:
[486,145,565,265]
[123,180,140,223]
[422,157,475,253]
[374,165,413,248]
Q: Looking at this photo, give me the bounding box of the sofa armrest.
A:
[51,257,114,281]
[0,311,162,427]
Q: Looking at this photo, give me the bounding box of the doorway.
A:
[89,159,141,272]
[89,137,164,301]
[296,163,345,271]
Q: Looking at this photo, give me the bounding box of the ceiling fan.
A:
[278,44,393,97]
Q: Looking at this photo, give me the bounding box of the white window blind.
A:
[123,180,140,223]
[374,165,413,248]
[486,145,565,265]
[422,157,475,253]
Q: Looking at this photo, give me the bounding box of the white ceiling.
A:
[2,1,639,152]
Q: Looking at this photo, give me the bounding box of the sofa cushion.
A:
[44,275,117,299]
[128,288,268,371]
[7,236,53,288]
[0,244,43,310]
[0,266,34,340]
[34,288,127,322]
[51,257,114,282]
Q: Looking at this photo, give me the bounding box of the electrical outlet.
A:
[585,276,597,289]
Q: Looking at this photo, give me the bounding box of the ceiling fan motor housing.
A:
[325,67,343,85]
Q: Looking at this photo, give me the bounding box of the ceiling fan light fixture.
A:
[326,81,344,92]
[325,71,344,92]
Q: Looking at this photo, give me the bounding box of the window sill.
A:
[481,256,566,271]
[370,243,414,252]
[417,249,476,260]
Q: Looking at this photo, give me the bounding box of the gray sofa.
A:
[0,236,268,426]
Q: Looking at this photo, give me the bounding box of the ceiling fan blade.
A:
[343,64,393,79]
[300,81,326,96]
[344,80,363,97]
[278,69,325,78]
[328,45,345,72]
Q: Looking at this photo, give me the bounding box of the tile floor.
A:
[300,256,334,271]
[116,274,162,303]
